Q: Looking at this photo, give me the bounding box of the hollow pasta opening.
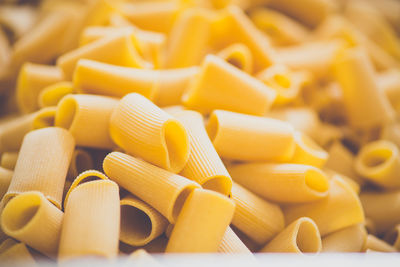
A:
[120,205,152,245]
[273,74,291,89]
[206,112,219,141]
[296,220,321,253]
[172,185,197,222]
[164,119,189,172]
[55,96,77,129]
[305,168,329,193]
[202,175,232,196]
[362,148,393,168]
[33,109,56,129]
[2,193,41,232]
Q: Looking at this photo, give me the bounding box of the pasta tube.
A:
[166,189,235,253]
[38,81,74,108]
[170,110,232,196]
[206,110,295,162]
[228,163,329,203]
[362,235,397,252]
[57,33,146,79]
[55,94,118,149]
[378,69,400,113]
[1,191,63,258]
[16,63,63,113]
[0,113,35,152]
[66,149,94,181]
[4,127,75,209]
[109,93,190,173]
[334,48,395,129]
[59,180,120,260]
[217,43,253,74]
[230,182,284,245]
[183,55,276,116]
[381,123,400,148]
[260,217,322,253]
[384,225,400,250]
[283,176,364,236]
[355,140,400,188]
[0,238,18,254]
[0,152,18,170]
[218,227,252,254]
[32,106,57,129]
[120,194,168,246]
[126,249,164,267]
[103,152,200,223]
[322,224,367,252]
[0,241,37,266]
[0,167,13,199]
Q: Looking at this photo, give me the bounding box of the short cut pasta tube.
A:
[0,113,35,152]
[120,194,168,246]
[0,167,13,199]
[32,106,57,130]
[4,127,75,209]
[362,235,397,252]
[183,55,276,116]
[260,217,322,254]
[230,182,285,245]
[354,140,400,189]
[206,110,295,162]
[38,81,74,108]
[59,180,120,261]
[218,227,252,254]
[55,94,118,150]
[1,152,18,170]
[103,152,200,223]
[217,43,253,74]
[283,176,364,236]
[322,224,367,252]
[166,189,235,253]
[0,242,37,266]
[1,191,63,258]
[228,163,330,203]
[109,93,190,173]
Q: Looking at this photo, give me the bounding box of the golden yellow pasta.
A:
[260,217,322,253]
[109,93,190,173]
[126,249,164,267]
[378,69,400,113]
[381,123,400,148]
[1,191,63,258]
[228,163,329,203]
[0,152,18,170]
[290,131,329,168]
[103,152,200,223]
[183,55,276,115]
[120,194,168,247]
[66,149,94,181]
[283,176,364,236]
[355,140,400,188]
[325,171,361,195]
[230,182,284,245]
[168,110,232,195]
[55,94,118,149]
[32,106,57,129]
[362,235,397,252]
[217,43,253,74]
[0,167,13,199]
[207,109,295,162]
[4,127,75,209]
[166,188,235,253]
[59,180,120,261]
[334,48,395,129]
[218,227,252,254]
[0,238,18,253]
[16,63,63,114]
[384,225,400,251]
[0,113,36,152]
[0,241,37,266]
[322,224,367,252]
[38,81,74,108]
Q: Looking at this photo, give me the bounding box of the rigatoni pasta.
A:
[290,131,329,168]
[38,81,74,108]
[217,43,253,74]
[322,224,367,252]
[0,152,18,170]
[218,227,252,254]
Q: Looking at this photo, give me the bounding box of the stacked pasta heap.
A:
[0,0,400,265]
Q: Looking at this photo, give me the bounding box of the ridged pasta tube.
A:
[55,94,118,149]
[206,110,295,162]
[103,152,200,223]
[322,224,367,252]
[1,191,63,258]
[217,43,253,74]
[59,180,120,260]
[4,127,75,209]
[166,189,235,253]
[362,235,397,252]
[109,93,190,173]
[0,113,36,152]
[218,227,252,254]
[228,163,330,203]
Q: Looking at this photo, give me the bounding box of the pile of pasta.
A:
[0,0,400,265]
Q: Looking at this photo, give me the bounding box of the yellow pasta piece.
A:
[57,32,146,79]
[16,63,64,114]
[290,131,329,168]
[59,180,120,260]
[334,48,395,129]
[0,167,13,199]
[381,123,400,148]
[360,191,400,234]
[1,191,63,258]
[362,235,397,252]
[120,194,168,246]
[0,113,35,153]
[38,81,74,108]
[56,94,118,149]
[103,152,200,223]
[355,140,400,188]
[207,110,295,162]
[230,182,284,245]
[109,93,190,173]
[126,249,164,267]
[0,242,37,266]
[378,69,400,113]
[228,163,329,203]
[231,226,261,252]
[183,55,276,116]
[0,152,18,170]
[168,110,232,195]
[166,188,235,253]
[218,226,252,254]
[66,149,94,181]
[283,176,364,236]
[322,224,367,252]
[384,225,400,251]
[325,171,360,195]
[0,238,18,253]
[4,127,75,209]
[260,217,322,253]
[216,43,253,74]
[32,106,57,130]
[63,169,109,209]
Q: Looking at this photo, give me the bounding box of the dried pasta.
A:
[217,43,253,74]
[322,224,367,252]
[38,81,74,108]
[0,152,18,170]
[290,131,329,168]
[0,167,13,199]
[32,106,57,129]
[0,241,37,266]
[218,227,252,254]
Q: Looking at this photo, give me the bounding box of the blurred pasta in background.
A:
[0,0,400,265]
